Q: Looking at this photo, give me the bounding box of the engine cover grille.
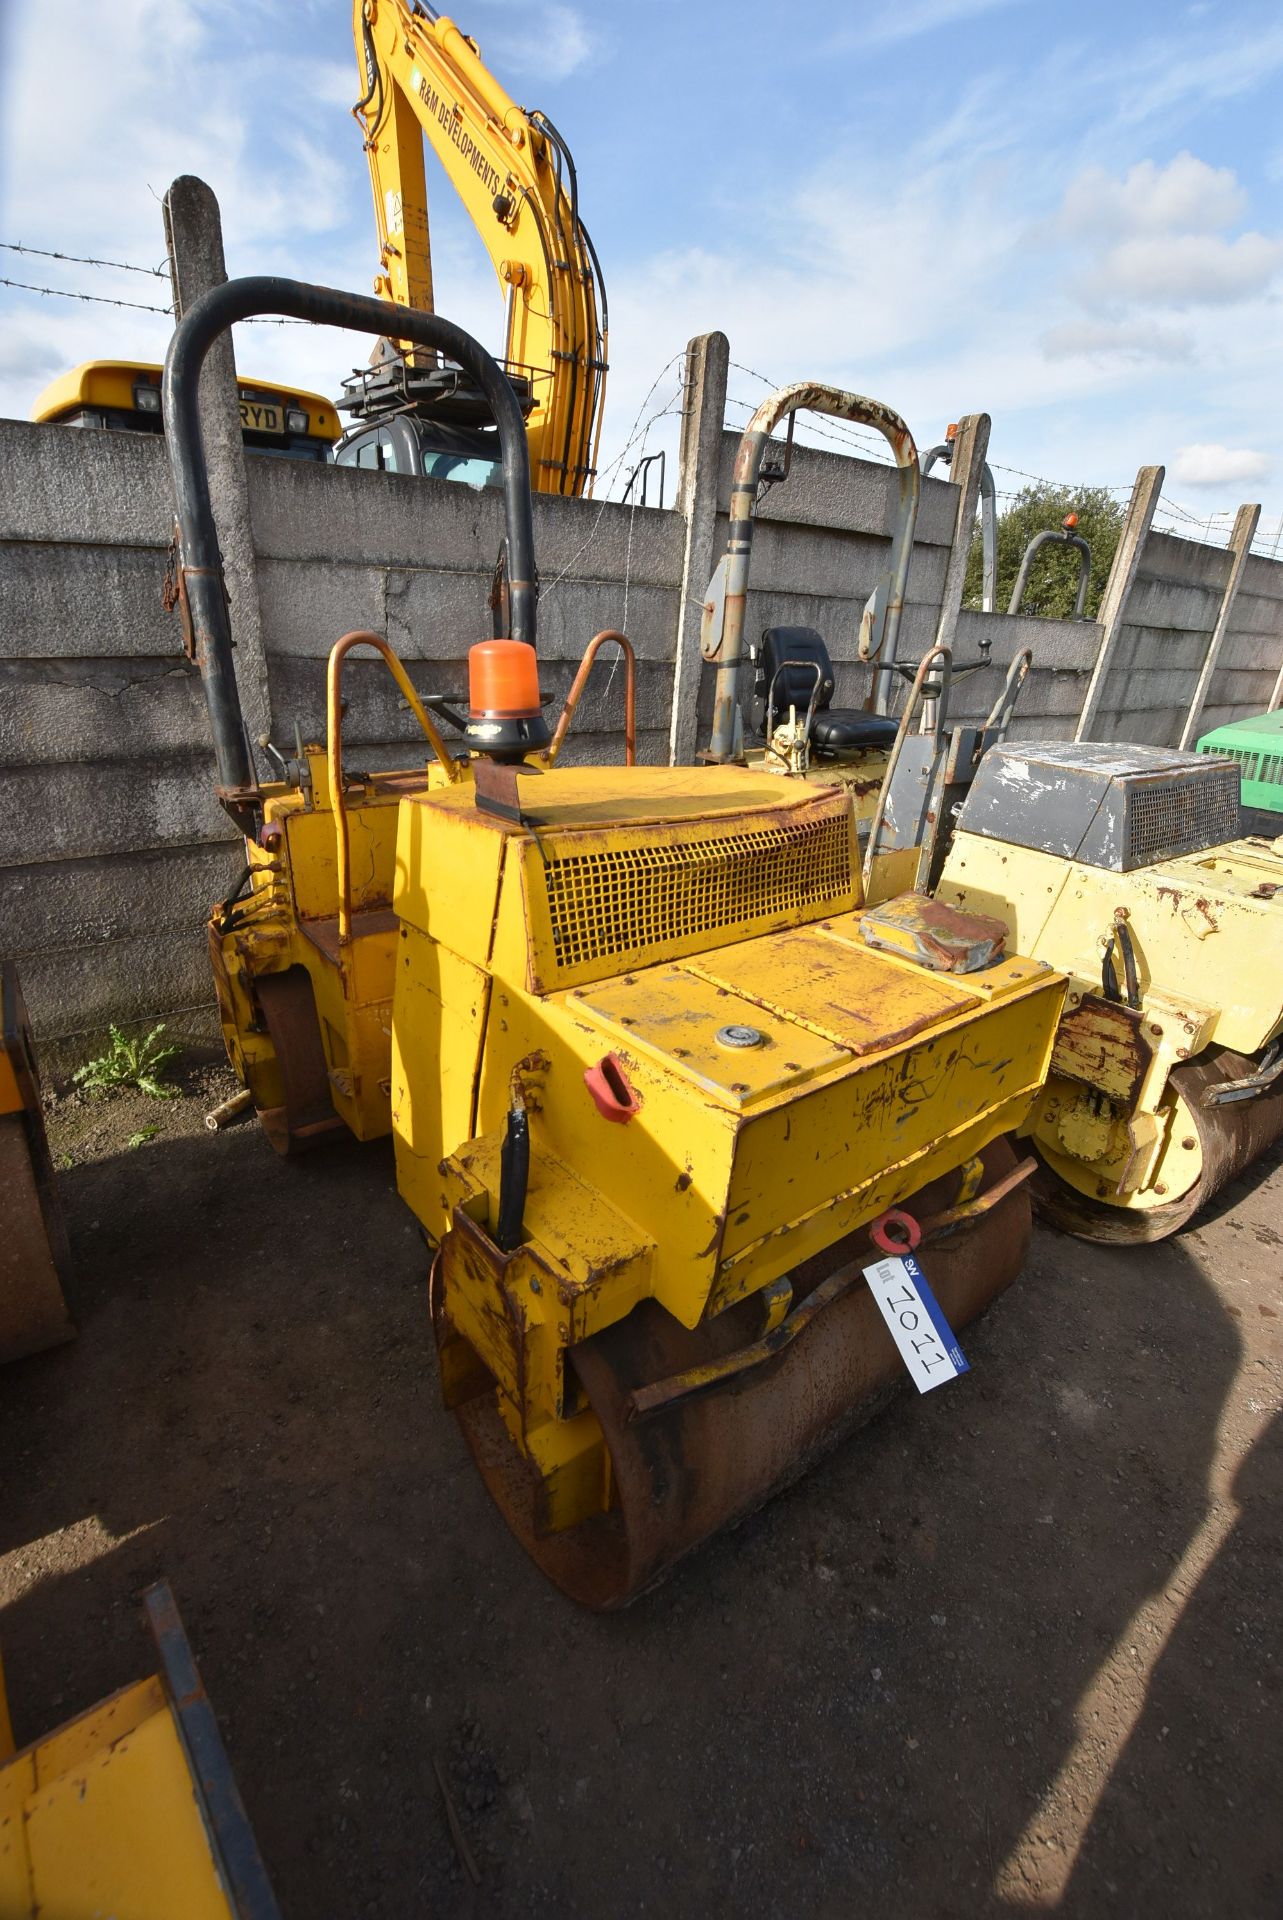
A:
[527,790,858,988]
[1126,771,1239,865]
[957,741,1243,871]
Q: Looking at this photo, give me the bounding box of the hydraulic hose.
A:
[162,275,536,829]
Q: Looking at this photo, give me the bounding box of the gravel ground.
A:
[1,1068,1280,1918]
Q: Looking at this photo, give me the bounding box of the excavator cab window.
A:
[421,450,501,490]
[343,428,398,473]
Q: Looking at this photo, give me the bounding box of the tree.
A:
[962,482,1125,621]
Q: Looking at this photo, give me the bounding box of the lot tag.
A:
[863,1253,969,1393]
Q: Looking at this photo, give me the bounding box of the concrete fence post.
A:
[933,413,990,656]
[668,331,729,765]
[163,174,274,761]
[1073,464,1164,742]
[1268,574,1283,711]
[1178,502,1260,749]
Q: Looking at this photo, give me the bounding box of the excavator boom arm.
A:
[353,0,607,496]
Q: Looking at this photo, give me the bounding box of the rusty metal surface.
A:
[543,631,636,768]
[327,629,461,946]
[253,970,344,1157]
[707,382,921,758]
[625,1152,1037,1420]
[446,1140,1030,1608]
[1034,1044,1283,1244]
[1049,993,1150,1107]
[859,892,1008,974]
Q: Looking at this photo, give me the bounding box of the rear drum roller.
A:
[254,969,346,1157]
[1032,1046,1283,1245]
[439,1138,1032,1609]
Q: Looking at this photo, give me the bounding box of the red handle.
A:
[584,1053,641,1123]
[869,1207,922,1254]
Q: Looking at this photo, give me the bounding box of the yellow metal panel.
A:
[24,1705,232,1920]
[0,1752,35,1916]
[941,831,1283,1056]
[471,991,740,1330]
[394,792,507,961]
[392,928,491,1238]
[285,783,413,921]
[518,777,859,991]
[33,1677,164,1786]
[570,966,850,1108]
[687,921,980,1056]
[720,975,1064,1269]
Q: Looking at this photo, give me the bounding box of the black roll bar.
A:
[162,276,537,830]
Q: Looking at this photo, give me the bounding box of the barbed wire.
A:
[0,273,316,328]
[989,458,1133,494]
[727,362,893,461]
[538,352,688,603]
[0,276,173,315]
[1,241,167,278]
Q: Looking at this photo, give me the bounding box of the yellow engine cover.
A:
[938,830,1283,1058]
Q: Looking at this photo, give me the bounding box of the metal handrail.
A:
[983,648,1033,737]
[542,630,636,766]
[704,382,920,760]
[861,644,952,893]
[326,630,462,948]
[1009,526,1092,618]
[922,441,998,615]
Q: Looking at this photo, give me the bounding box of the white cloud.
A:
[1083,20,1283,135]
[830,0,1026,50]
[1055,152,1283,316]
[1061,152,1244,237]
[1040,318,1195,364]
[470,3,596,82]
[1172,443,1271,488]
[1085,230,1283,306]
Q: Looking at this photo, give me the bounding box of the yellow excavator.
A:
[347,0,606,496]
[165,277,1066,1604]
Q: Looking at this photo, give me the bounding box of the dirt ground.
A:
[2,1061,1281,1918]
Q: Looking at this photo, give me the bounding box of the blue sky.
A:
[2,0,1281,539]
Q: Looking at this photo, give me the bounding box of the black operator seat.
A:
[756,627,900,756]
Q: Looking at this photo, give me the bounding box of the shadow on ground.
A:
[1,1115,1279,1917]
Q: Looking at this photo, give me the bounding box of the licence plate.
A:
[239,397,284,434]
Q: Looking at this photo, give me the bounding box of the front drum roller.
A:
[1032,1045,1283,1246]
[439,1138,1032,1609]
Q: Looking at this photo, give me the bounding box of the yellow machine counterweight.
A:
[164,281,1066,1604]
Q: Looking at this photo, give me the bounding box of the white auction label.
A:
[863,1252,970,1393]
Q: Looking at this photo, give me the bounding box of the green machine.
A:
[1197,709,1283,836]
